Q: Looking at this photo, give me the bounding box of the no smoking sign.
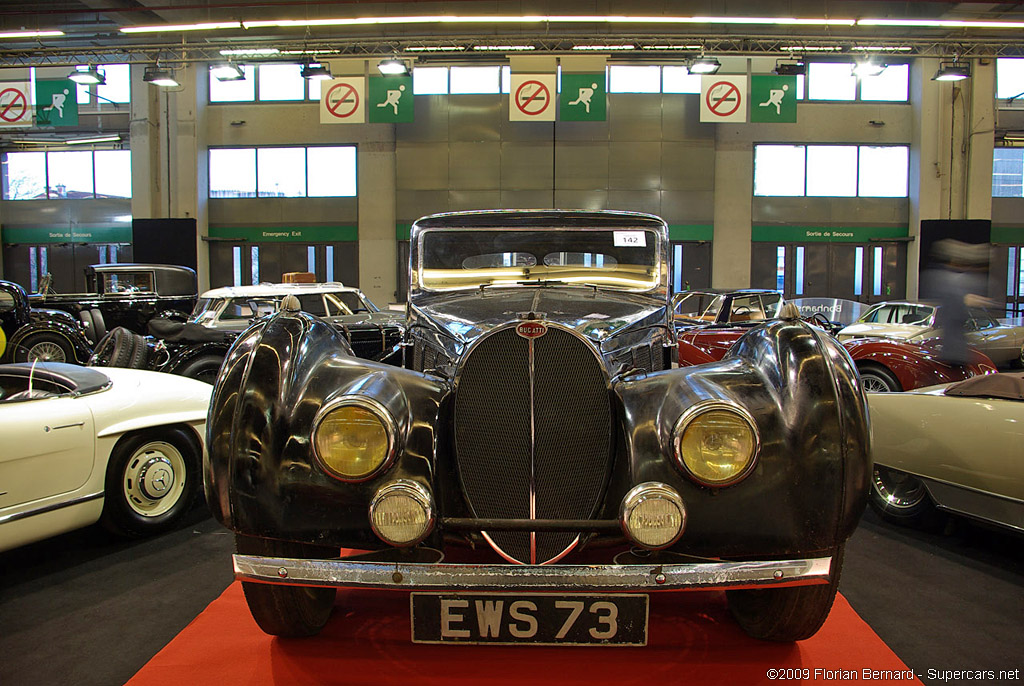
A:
[700,75,748,123]
[510,73,556,122]
[320,77,366,124]
[0,82,32,127]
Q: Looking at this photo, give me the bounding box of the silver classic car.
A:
[206,210,870,645]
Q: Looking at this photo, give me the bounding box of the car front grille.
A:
[453,325,613,565]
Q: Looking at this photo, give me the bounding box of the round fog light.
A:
[369,480,434,547]
[620,482,686,550]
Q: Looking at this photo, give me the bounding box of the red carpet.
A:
[127,582,921,685]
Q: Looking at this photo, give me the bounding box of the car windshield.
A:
[418,228,661,292]
[858,303,934,326]
[103,272,154,294]
[673,292,725,322]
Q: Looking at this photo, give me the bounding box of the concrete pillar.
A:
[358,141,398,306]
[712,131,753,288]
[129,64,166,219]
[909,58,944,299]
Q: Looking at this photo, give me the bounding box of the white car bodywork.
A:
[0,364,211,552]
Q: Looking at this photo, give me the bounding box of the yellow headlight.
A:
[313,399,395,481]
[674,404,759,486]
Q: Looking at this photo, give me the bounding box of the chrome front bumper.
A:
[233,555,833,591]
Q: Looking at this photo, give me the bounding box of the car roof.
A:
[199,282,361,299]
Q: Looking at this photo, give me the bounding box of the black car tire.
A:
[99,427,201,537]
[15,331,75,364]
[868,465,946,531]
[95,327,149,369]
[857,364,901,393]
[726,544,844,642]
[236,534,338,637]
[176,354,224,384]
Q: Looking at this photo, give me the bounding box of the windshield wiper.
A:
[516,279,569,286]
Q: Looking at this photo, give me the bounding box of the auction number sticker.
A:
[613,231,647,248]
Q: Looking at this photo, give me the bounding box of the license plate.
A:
[410,592,648,646]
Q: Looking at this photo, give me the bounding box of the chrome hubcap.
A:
[872,466,926,509]
[122,441,187,517]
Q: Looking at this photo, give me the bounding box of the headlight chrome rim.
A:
[672,399,760,488]
[619,482,686,550]
[311,395,398,483]
[369,479,435,547]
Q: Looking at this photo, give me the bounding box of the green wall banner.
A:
[1,226,131,244]
[750,75,797,123]
[559,73,606,121]
[368,76,414,123]
[208,226,358,242]
[991,226,1024,244]
[34,79,78,127]
[668,224,714,241]
[752,225,909,243]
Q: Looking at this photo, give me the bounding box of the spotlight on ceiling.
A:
[300,62,332,80]
[687,57,721,75]
[853,59,886,78]
[773,60,806,76]
[210,63,245,81]
[143,66,179,87]
[68,65,105,85]
[933,59,971,82]
[377,58,409,75]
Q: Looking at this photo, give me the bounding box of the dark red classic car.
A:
[677,324,996,392]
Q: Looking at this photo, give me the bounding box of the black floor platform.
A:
[1,507,1021,686]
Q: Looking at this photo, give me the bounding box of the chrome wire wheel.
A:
[27,340,67,363]
[872,465,927,510]
[121,441,188,518]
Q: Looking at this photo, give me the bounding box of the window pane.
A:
[413,66,448,95]
[996,58,1024,100]
[258,63,304,100]
[307,146,357,197]
[47,150,94,198]
[854,246,864,296]
[754,145,806,196]
[807,145,857,197]
[859,146,909,197]
[860,63,909,101]
[795,246,805,295]
[776,246,786,292]
[210,148,256,197]
[210,64,255,102]
[501,65,511,93]
[609,65,660,93]
[257,147,306,197]
[450,66,500,94]
[993,148,1024,198]
[662,66,701,93]
[808,62,856,100]
[96,64,130,104]
[3,151,47,199]
[94,150,131,198]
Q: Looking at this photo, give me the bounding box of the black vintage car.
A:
[206,210,871,645]
[16,263,197,363]
[1,279,96,364]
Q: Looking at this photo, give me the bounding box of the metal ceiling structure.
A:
[1,1,1023,67]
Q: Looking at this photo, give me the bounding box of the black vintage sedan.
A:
[206,210,871,645]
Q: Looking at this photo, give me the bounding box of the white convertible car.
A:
[0,363,211,552]
[869,372,1024,533]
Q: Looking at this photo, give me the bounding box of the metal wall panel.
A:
[449,141,501,189]
[753,198,833,224]
[753,197,908,225]
[499,190,556,209]
[608,94,662,142]
[396,142,450,190]
[501,142,554,190]
[1,198,131,228]
[396,190,449,223]
[662,96,715,142]
[661,141,716,190]
[554,143,610,190]
[449,95,503,142]
[555,119,610,143]
[554,190,609,210]
[826,198,909,225]
[449,190,502,211]
[608,190,662,215]
[660,190,715,224]
[993,198,1024,227]
[208,198,357,225]
[608,142,663,191]
[500,97,556,142]
[397,95,449,143]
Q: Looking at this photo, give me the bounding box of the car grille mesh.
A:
[454,326,612,565]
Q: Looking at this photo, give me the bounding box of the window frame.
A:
[754,143,911,198]
[207,144,358,199]
[2,149,131,201]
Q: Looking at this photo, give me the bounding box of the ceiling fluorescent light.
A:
[853,60,886,78]
[300,62,332,80]
[642,45,703,51]
[68,66,105,85]
[933,60,971,82]
[241,15,856,29]
[773,61,806,76]
[473,45,535,51]
[687,57,721,75]
[121,21,242,34]
[67,135,122,145]
[219,48,279,57]
[858,18,1024,29]
[377,58,409,75]
[211,63,246,81]
[406,46,466,52]
[143,66,179,87]
[573,44,635,51]
[0,29,64,39]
